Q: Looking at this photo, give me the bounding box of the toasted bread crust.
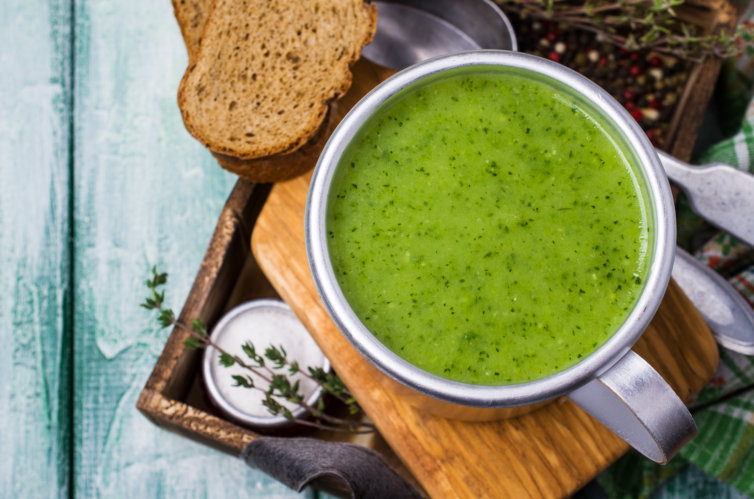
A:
[171,0,214,60]
[177,0,376,161]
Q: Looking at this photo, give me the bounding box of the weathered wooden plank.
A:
[71,0,309,495]
[0,0,73,496]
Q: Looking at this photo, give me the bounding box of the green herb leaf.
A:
[219,352,235,367]
[191,318,207,338]
[232,375,254,388]
[265,345,287,369]
[154,271,168,286]
[158,309,175,328]
[308,366,327,382]
[263,394,283,415]
[242,341,264,366]
[183,336,203,350]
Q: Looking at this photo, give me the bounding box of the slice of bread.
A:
[211,103,336,183]
[171,0,214,60]
[177,0,377,175]
[171,0,328,182]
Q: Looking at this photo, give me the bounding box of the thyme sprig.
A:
[142,267,374,433]
[497,0,754,62]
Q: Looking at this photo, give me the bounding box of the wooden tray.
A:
[138,1,734,496]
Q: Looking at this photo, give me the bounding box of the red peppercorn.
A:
[629,65,643,76]
[625,101,637,112]
[598,57,608,65]
[631,109,643,121]
[649,56,662,67]
[629,52,641,61]
[623,90,635,101]
[546,32,557,43]
[547,51,560,62]
[645,129,659,146]
[649,98,661,110]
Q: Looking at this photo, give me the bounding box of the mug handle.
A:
[567,350,697,463]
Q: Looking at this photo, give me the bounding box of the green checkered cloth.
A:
[598,54,754,498]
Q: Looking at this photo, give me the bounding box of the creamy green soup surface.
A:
[326,69,650,385]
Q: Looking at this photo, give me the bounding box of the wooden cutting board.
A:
[250,60,719,498]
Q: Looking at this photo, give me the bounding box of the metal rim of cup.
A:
[306,50,676,408]
[202,299,331,428]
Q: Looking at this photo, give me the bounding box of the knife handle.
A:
[242,436,423,498]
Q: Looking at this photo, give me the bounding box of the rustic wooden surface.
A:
[0,0,309,496]
[0,0,72,495]
[251,166,720,498]
[0,0,741,497]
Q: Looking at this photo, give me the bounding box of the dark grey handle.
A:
[658,150,754,247]
[242,437,423,499]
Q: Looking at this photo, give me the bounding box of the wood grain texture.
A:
[252,168,719,498]
[664,0,736,161]
[0,0,73,495]
[70,0,306,496]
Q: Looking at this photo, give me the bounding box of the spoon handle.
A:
[672,246,754,355]
[658,151,754,247]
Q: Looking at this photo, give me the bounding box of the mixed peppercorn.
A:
[513,16,691,148]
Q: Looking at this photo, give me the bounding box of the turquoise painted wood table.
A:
[0,0,312,496]
[1,1,750,497]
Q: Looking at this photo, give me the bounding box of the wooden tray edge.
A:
[137,179,268,453]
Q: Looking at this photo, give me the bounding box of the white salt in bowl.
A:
[202,299,330,429]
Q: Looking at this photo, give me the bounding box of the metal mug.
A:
[306,51,696,464]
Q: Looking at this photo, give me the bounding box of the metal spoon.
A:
[672,247,754,354]
[659,151,754,248]
[361,0,516,70]
[657,153,754,353]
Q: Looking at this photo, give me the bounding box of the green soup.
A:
[326,68,651,385]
